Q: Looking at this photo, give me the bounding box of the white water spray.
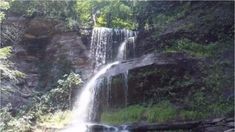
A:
[116,40,128,60]
[74,61,119,121]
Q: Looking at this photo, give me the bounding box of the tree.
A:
[0,0,11,22]
[75,0,136,29]
[40,72,83,111]
[0,46,24,81]
[9,0,79,28]
[0,0,25,93]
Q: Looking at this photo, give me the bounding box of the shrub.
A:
[0,104,33,132]
[37,110,73,129]
[0,46,25,82]
[40,72,83,111]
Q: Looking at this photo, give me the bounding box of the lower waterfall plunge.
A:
[63,27,137,131]
[63,62,119,132]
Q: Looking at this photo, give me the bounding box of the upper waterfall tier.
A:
[90,27,137,69]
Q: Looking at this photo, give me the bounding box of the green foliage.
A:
[40,72,83,111]
[179,110,202,120]
[0,0,12,23]
[6,1,194,30]
[9,0,78,28]
[101,105,145,125]
[96,0,136,29]
[0,1,26,82]
[37,110,73,129]
[146,101,177,123]
[132,1,191,30]
[0,72,82,131]
[101,101,177,124]
[0,46,25,82]
[207,102,234,117]
[165,39,217,57]
[183,91,234,120]
[199,58,233,94]
[163,38,234,121]
[8,0,137,29]
[179,102,234,121]
[0,46,11,59]
[74,0,93,27]
[57,72,82,89]
[0,0,10,10]
[10,1,75,18]
[0,104,13,131]
[101,98,234,125]
[0,104,33,132]
[75,0,136,29]
[151,3,190,34]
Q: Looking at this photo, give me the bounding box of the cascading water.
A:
[105,36,136,109]
[63,62,120,132]
[90,28,111,69]
[90,27,137,70]
[63,27,136,132]
[116,40,128,60]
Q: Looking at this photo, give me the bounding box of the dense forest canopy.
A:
[2,0,137,28]
[0,0,234,132]
[1,0,193,30]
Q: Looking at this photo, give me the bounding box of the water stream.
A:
[63,27,137,132]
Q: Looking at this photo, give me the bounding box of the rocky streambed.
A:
[38,117,234,132]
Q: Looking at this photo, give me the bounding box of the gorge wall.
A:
[1,14,92,108]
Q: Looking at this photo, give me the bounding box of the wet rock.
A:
[102,52,199,108]
[109,118,234,132]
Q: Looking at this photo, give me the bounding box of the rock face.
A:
[124,117,234,132]
[98,52,199,110]
[1,14,92,108]
[41,32,92,89]
[1,14,32,108]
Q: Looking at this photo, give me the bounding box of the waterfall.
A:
[116,40,128,61]
[90,27,137,69]
[63,62,119,132]
[116,37,135,60]
[90,27,112,69]
[78,62,119,120]
[64,27,137,132]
